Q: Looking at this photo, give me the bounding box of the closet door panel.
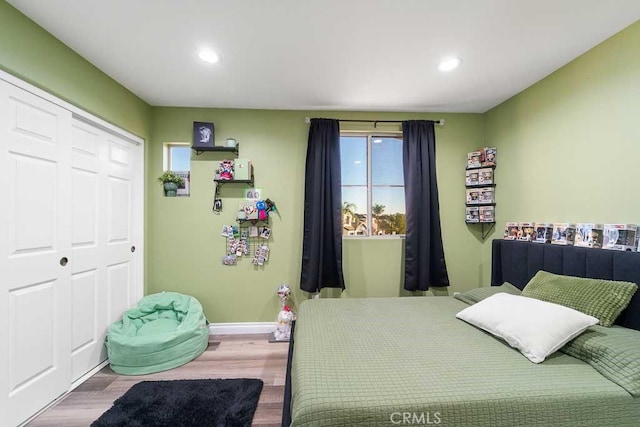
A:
[104,135,137,322]
[0,81,72,427]
[70,121,141,381]
[69,120,107,381]
[8,154,57,255]
[0,73,144,425]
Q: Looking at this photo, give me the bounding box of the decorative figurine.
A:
[219,160,234,180]
[256,199,268,220]
[277,284,291,305]
[274,305,293,341]
[265,198,278,214]
[272,284,293,342]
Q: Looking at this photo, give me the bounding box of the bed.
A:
[282,240,640,426]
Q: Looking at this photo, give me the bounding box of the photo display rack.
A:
[221,219,271,266]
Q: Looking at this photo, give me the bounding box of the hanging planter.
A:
[157,171,185,197]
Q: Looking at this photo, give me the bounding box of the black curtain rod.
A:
[304,117,445,126]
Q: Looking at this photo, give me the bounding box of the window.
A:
[340,133,406,236]
[163,142,191,196]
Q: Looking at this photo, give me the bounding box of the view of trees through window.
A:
[340,134,406,236]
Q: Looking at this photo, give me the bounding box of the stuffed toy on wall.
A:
[256,199,267,220]
[219,160,234,180]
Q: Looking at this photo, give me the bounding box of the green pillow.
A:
[521,271,637,327]
[454,282,521,305]
[562,325,640,396]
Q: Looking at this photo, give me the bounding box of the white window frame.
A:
[163,142,191,171]
[162,142,191,197]
[341,131,405,239]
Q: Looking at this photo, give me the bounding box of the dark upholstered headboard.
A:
[491,239,640,331]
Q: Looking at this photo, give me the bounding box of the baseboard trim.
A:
[70,360,110,391]
[209,322,276,335]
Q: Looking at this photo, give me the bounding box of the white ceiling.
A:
[8,0,640,113]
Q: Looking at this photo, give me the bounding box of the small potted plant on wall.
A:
[157,171,185,197]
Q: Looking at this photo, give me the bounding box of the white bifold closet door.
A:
[69,118,140,382]
[0,77,143,427]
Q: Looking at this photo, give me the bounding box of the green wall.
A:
[0,1,151,138]
[482,21,640,282]
[1,1,485,324]
[148,109,484,322]
[8,0,637,324]
[1,0,153,294]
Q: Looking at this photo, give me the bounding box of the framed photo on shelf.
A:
[192,121,215,148]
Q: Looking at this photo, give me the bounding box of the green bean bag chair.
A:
[106,292,209,375]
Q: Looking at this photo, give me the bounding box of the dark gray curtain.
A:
[300,119,345,293]
[402,120,449,291]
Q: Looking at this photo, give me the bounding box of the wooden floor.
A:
[26,334,289,427]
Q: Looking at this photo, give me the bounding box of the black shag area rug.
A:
[92,378,263,427]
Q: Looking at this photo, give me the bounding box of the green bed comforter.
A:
[291,297,640,426]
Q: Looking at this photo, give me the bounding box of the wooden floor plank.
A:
[26,334,288,427]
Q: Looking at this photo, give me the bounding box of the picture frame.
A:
[192,121,215,148]
[175,171,190,197]
[260,227,272,239]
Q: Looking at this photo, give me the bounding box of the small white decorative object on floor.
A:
[275,306,293,341]
[271,284,293,342]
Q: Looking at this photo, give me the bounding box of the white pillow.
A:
[456,293,598,363]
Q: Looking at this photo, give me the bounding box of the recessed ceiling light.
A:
[198,50,220,64]
[438,56,462,72]
[354,160,362,164]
